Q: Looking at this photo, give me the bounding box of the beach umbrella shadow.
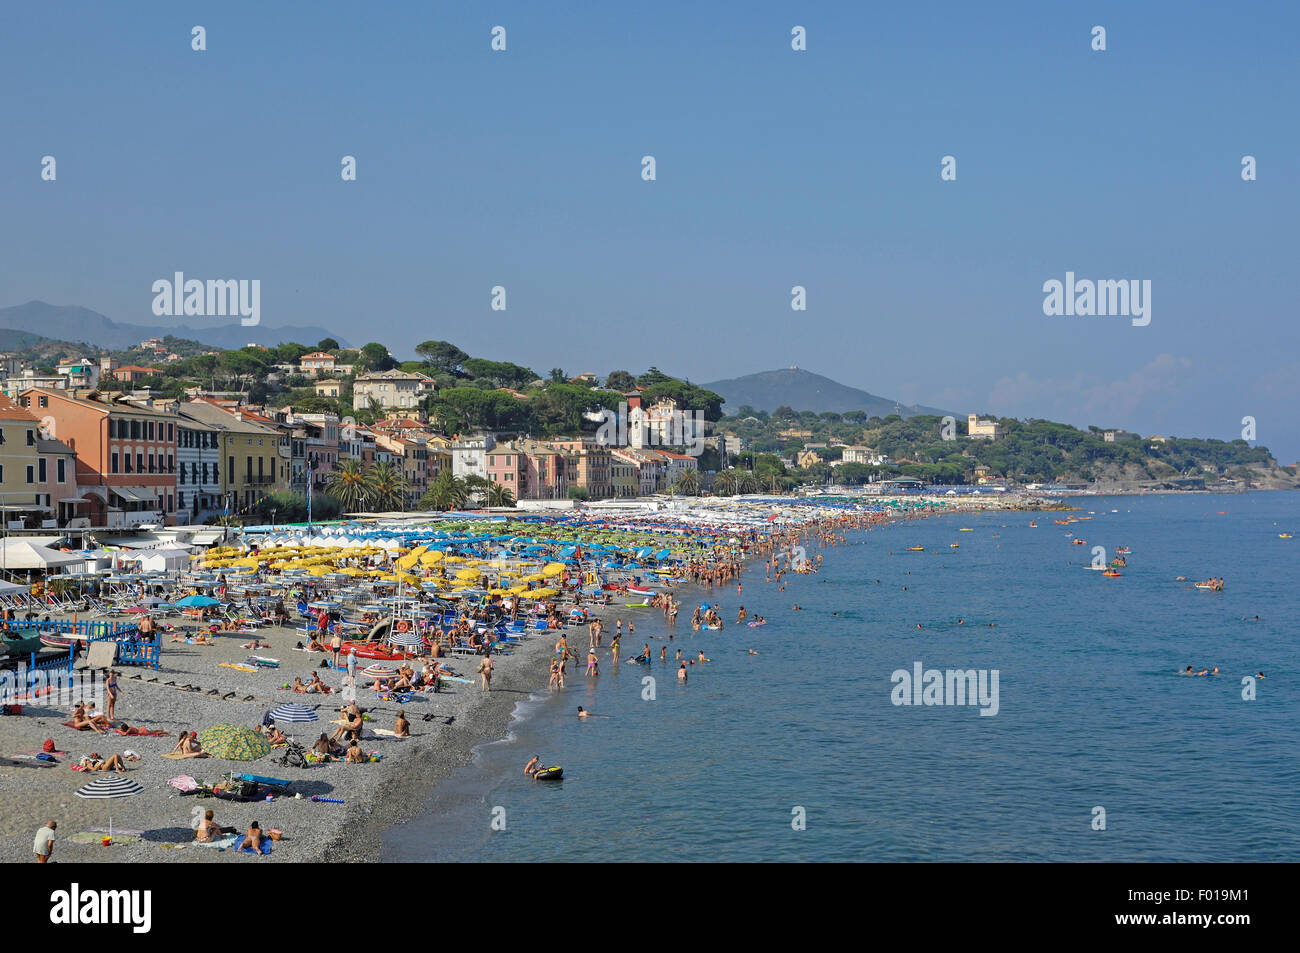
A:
[142,825,195,843]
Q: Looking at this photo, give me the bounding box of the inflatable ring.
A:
[395,620,411,633]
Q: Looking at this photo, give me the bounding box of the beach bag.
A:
[42,738,55,753]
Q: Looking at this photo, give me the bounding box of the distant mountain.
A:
[0,301,348,352]
[704,367,947,418]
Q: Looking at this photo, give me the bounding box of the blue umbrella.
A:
[267,703,319,724]
[174,594,221,608]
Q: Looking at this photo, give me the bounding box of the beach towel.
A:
[167,774,200,792]
[220,663,259,673]
[161,751,209,760]
[239,773,291,787]
[17,747,68,757]
[234,835,272,854]
[196,833,240,850]
[9,753,58,766]
[373,729,408,738]
[116,727,168,737]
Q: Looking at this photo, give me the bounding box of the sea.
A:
[383,492,1300,862]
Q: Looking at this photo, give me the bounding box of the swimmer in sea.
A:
[698,650,710,663]
[1257,672,1266,679]
[577,707,589,719]
[748,649,759,655]
[1182,666,1194,675]
[957,619,964,626]
[677,662,687,682]
[659,646,667,662]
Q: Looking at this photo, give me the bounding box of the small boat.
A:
[1072,539,1087,545]
[1029,521,1038,528]
[949,543,960,548]
[533,765,563,781]
[1280,534,1293,539]
[1116,547,1131,555]
[958,528,974,532]
[342,641,414,661]
[625,586,654,596]
[1102,571,1122,577]
[906,546,924,552]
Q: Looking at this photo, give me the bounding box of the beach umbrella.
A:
[197,724,271,761]
[361,663,397,679]
[387,629,424,649]
[174,594,221,608]
[75,775,144,842]
[266,703,319,724]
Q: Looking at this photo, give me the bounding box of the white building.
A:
[452,432,495,481]
[176,416,223,522]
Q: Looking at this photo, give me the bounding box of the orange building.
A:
[18,388,179,527]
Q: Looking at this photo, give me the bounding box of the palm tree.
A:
[463,474,489,506]
[765,474,783,494]
[368,461,409,511]
[672,468,701,497]
[420,469,470,511]
[486,481,516,507]
[324,459,369,512]
[712,469,738,496]
[737,472,760,495]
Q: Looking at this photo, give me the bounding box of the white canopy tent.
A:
[0,539,86,572]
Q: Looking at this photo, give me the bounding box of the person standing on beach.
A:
[105,669,120,721]
[477,655,494,691]
[548,658,560,692]
[34,820,56,863]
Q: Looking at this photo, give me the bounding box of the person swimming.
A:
[577,707,589,719]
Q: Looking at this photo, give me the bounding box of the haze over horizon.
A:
[1,1,1296,459]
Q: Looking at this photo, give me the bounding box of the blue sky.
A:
[2,1,1297,459]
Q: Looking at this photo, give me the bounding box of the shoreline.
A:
[0,494,1056,863]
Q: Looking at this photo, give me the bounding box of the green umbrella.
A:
[198,724,271,761]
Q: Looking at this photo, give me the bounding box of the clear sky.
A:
[2,1,1297,459]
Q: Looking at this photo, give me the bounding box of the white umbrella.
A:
[75,775,144,843]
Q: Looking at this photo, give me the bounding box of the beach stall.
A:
[119,546,193,573]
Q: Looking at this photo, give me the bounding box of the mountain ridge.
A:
[0,300,349,352]
[703,367,948,419]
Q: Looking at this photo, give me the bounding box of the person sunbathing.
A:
[71,703,110,732]
[195,809,220,843]
[330,710,363,743]
[266,726,289,746]
[345,739,365,763]
[81,752,127,772]
[240,639,270,650]
[291,676,308,693]
[312,733,341,760]
[171,731,208,757]
[307,635,326,652]
[309,672,330,694]
[243,822,265,855]
[394,710,410,737]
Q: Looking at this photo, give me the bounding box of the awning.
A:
[111,486,158,504]
[58,497,92,505]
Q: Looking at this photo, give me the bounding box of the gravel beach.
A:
[0,611,566,863]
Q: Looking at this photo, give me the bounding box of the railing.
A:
[4,619,160,670]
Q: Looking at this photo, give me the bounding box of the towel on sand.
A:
[67,831,141,845]
[116,728,168,737]
[373,729,408,738]
[196,833,240,850]
[234,835,272,854]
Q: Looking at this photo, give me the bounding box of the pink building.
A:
[37,435,86,526]
[485,446,521,495]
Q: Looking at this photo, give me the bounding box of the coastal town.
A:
[0,339,1292,534]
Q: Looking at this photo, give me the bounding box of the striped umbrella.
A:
[266,703,319,724]
[361,663,397,679]
[75,775,144,843]
[387,628,424,649]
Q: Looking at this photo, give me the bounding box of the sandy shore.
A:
[0,611,566,863]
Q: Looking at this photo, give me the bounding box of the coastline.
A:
[0,494,1052,864]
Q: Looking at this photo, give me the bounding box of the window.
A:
[168,453,174,472]
[39,395,48,408]
[168,423,174,442]
[131,420,140,439]
[25,465,34,484]
[38,458,47,482]
[136,453,144,473]
[147,421,154,440]
[111,453,119,474]
[167,494,173,512]
[56,458,65,483]
[124,453,133,473]
[228,456,234,484]
[148,453,155,473]
[27,429,35,446]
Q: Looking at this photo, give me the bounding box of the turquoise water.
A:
[384,493,1300,861]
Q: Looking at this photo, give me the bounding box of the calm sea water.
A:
[384,492,1300,862]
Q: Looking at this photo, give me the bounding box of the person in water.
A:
[577,707,589,719]
[524,755,540,777]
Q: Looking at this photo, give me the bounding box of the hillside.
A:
[0,301,348,352]
[704,367,946,418]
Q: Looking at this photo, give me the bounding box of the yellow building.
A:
[0,395,41,524]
